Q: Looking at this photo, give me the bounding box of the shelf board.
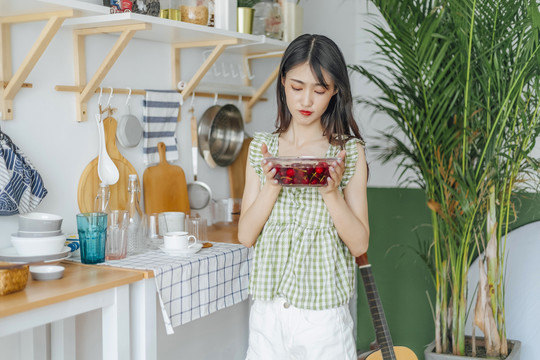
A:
[63,13,287,54]
[1,0,108,18]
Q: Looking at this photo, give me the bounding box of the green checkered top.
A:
[248,132,364,310]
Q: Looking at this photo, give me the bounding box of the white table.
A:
[0,262,143,360]
[66,241,252,360]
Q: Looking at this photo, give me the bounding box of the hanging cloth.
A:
[0,131,48,215]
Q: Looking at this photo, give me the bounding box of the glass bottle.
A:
[126,174,144,254]
[252,0,272,36]
[94,183,111,215]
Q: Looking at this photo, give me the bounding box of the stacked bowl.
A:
[11,213,66,256]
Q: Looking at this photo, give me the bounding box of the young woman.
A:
[238,34,370,360]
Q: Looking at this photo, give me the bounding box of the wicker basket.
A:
[0,263,29,296]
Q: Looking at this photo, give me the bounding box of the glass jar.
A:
[180,0,209,26]
[252,0,272,36]
[160,0,180,20]
[266,0,282,40]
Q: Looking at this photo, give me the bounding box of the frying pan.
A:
[198,104,244,167]
[188,107,213,210]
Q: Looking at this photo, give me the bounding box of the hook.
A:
[125,88,132,106]
[237,95,242,108]
[213,93,218,105]
[97,87,103,106]
[190,92,195,108]
[230,63,238,78]
[238,64,247,79]
[213,64,221,77]
[221,63,230,78]
[179,94,184,107]
[106,87,113,107]
[244,58,255,80]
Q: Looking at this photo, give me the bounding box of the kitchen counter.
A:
[0,262,144,360]
[0,223,247,360]
[0,262,143,318]
[207,222,240,244]
[59,222,249,360]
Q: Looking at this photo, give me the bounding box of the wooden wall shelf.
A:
[1,0,286,122]
[0,9,74,120]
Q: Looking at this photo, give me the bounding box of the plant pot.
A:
[424,337,521,360]
[237,7,254,34]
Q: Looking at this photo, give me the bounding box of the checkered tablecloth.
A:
[66,242,252,334]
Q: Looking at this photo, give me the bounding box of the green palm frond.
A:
[351,0,540,355]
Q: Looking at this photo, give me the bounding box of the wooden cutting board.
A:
[143,142,190,215]
[227,136,252,199]
[77,116,139,213]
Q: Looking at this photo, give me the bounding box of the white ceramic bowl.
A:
[17,229,63,238]
[29,265,65,281]
[11,233,67,256]
[18,212,63,232]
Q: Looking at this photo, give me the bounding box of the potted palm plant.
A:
[350,0,540,358]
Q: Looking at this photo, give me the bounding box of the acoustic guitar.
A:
[357,254,418,360]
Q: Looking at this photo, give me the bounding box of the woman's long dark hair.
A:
[275,34,364,149]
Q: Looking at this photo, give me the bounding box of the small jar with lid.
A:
[180,0,209,26]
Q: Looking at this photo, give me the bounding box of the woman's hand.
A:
[260,143,281,189]
[319,150,346,195]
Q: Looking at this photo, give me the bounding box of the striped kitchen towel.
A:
[143,90,182,165]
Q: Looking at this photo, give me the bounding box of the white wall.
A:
[0,13,281,249]
[303,0,406,187]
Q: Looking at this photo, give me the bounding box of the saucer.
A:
[0,246,71,263]
[159,243,203,256]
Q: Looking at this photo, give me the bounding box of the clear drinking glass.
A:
[185,215,208,242]
[106,210,129,260]
[143,213,162,250]
[76,212,108,264]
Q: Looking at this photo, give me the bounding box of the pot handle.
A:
[190,108,199,181]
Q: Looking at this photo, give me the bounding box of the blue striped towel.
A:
[0,131,48,215]
[143,90,182,165]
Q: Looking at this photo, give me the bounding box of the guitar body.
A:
[365,346,418,360]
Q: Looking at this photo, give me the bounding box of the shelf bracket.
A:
[73,23,151,122]
[173,38,239,121]
[244,65,280,123]
[0,10,74,120]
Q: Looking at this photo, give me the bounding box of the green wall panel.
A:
[357,188,540,359]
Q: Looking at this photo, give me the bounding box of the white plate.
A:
[0,246,71,263]
[159,243,203,256]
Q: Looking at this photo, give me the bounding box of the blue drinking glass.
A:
[76,212,108,264]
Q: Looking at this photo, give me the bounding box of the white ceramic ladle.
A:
[96,114,119,185]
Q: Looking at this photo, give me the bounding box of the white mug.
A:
[158,212,185,236]
[163,231,197,250]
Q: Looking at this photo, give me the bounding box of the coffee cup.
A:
[163,231,197,250]
[158,212,185,236]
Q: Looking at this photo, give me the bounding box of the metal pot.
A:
[198,104,244,167]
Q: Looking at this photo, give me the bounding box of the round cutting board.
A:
[77,116,139,213]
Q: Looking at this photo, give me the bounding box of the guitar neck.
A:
[359,263,397,360]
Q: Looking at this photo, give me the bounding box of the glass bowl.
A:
[266,156,339,187]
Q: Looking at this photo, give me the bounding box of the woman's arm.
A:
[320,143,369,257]
[238,144,282,248]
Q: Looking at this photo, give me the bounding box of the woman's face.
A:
[282,62,336,127]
